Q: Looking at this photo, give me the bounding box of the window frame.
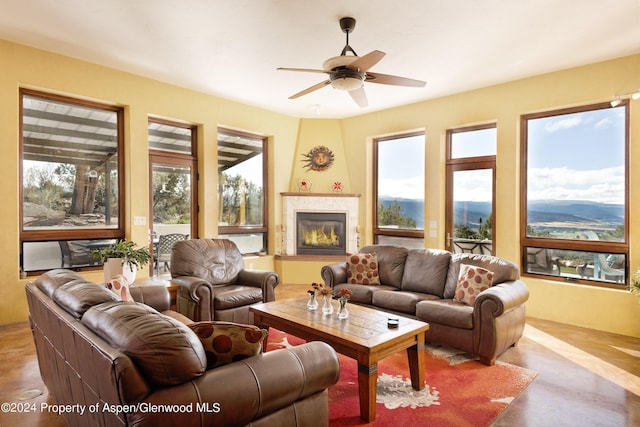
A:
[445,123,497,255]
[20,89,125,274]
[148,116,199,241]
[520,101,629,288]
[373,131,425,243]
[217,127,268,253]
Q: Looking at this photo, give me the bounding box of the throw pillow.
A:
[188,321,267,369]
[454,264,494,305]
[106,274,134,302]
[346,252,380,285]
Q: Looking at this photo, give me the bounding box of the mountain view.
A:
[380,197,624,236]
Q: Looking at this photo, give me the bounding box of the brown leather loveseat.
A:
[321,245,529,365]
[26,269,340,427]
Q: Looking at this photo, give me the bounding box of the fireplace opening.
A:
[296,212,346,255]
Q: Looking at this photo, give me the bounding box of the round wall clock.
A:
[302,145,335,171]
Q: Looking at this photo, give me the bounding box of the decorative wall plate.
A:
[297,178,312,192]
[302,145,334,171]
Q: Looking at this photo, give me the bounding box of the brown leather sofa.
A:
[171,239,279,323]
[321,245,529,365]
[26,269,340,427]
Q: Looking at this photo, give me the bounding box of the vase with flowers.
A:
[336,288,353,319]
[313,282,334,314]
[306,289,318,311]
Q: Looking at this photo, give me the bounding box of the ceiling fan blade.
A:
[365,71,426,87]
[347,50,385,72]
[349,87,368,108]
[277,67,329,74]
[289,80,331,99]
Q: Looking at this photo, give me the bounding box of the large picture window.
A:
[20,89,124,273]
[521,101,628,287]
[373,132,425,247]
[217,128,267,254]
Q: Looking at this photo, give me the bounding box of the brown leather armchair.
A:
[171,239,279,323]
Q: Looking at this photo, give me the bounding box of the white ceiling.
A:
[2,0,639,118]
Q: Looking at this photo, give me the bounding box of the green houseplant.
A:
[631,266,640,300]
[91,240,151,283]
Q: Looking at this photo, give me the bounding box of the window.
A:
[521,102,628,287]
[217,128,267,254]
[148,118,198,276]
[373,132,425,247]
[446,125,496,255]
[20,89,124,274]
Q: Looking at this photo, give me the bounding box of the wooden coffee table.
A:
[250,298,429,422]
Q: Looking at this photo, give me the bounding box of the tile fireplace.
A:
[281,192,360,256]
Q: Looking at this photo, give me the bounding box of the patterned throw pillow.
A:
[454,264,494,305]
[106,274,134,302]
[188,321,267,369]
[346,252,380,285]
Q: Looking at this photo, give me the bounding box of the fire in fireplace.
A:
[296,212,346,255]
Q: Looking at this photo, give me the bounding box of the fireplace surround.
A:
[281,192,360,256]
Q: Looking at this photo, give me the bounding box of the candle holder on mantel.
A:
[279,225,287,255]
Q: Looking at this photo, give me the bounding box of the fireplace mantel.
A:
[281,192,360,256]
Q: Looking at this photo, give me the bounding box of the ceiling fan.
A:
[277,17,426,108]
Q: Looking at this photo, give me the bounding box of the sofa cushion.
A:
[454,264,494,305]
[443,253,519,299]
[171,239,244,285]
[52,281,118,319]
[346,252,380,285]
[34,268,87,297]
[415,299,474,329]
[360,245,408,288]
[213,285,264,309]
[338,284,398,305]
[188,321,267,369]
[105,274,134,302]
[371,290,437,314]
[82,301,207,387]
[401,248,451,296]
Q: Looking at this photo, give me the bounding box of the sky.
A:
[527,106,625,204]
[377,134,425,199]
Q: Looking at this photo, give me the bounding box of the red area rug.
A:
[266,329,537,427]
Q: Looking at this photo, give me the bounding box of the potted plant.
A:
[631,266,640,301]
[91,240,151,284]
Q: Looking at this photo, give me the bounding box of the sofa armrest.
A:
[474,279,529,317]
[321,262,347,289]
[129,285,171,312]
[171,276,214,321]
[128,341,340,427]
[237,269,279,302]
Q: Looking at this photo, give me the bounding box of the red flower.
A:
[336,288,352,300]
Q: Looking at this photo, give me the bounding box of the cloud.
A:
[594,117,612,129]
[528,166,625,204]
[543,115,582,133]
[378,176,424,200]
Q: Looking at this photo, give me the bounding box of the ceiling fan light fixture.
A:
[331,76,364,91]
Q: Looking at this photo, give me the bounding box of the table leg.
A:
[357,362,377,422]
[407,338,426,390]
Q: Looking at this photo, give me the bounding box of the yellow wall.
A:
[2,38,638,337]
